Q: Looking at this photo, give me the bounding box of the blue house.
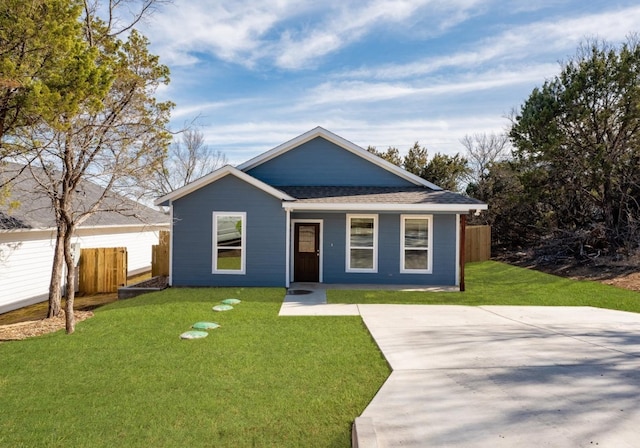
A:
[155,127,486,290]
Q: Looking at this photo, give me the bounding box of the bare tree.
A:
[150,127,228,197]
[460,132,510,197]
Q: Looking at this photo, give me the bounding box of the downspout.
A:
[285,207,291,288]
[169,201,174,286]
[459,214,466,292]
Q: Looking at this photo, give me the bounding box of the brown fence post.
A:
[151,230,170,277]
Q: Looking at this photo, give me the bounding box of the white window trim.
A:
[400,214,433,274]
[346,214,378,273]
[212,211,246,275]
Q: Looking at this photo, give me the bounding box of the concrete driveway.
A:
[356,305,640,448]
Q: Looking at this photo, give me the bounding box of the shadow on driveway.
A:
[357,305,640,448]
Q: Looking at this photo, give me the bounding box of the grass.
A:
[0,288,389,448]
[3,261,640,447]
[328,261,640,311]
[0,271,151,325]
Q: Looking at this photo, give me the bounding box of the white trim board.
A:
[283,202,488,213]
[155,165,295,206]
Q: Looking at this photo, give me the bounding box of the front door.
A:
[294,223,320,282]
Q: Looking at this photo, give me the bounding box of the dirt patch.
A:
[0,311,94,342]
[496,252,640,292]
[601,272,640,292]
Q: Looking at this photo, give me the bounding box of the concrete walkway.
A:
[278,283,360,316]
[278,282,456,317]
[279,287,640,447]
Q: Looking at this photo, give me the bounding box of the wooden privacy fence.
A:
[79,247,127,294]
[152,230,170,277]
[465,225,491,263]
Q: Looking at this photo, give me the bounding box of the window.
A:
[213,212,246,274]
[400,215,432,273]
[346,214,378,272]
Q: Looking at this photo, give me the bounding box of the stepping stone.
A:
[192,321,220,330]
[221,298,241,305]
[213,304,234,312]
[180,330,208,339]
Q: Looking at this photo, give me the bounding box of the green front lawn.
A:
[0,288,389,448]
[328,261,640,311]
[2,261,639,447]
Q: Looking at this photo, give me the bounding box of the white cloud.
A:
[142,1,640,167]
[170,98,260,121]
[145,0,310,66]
[341,4,640,80]
[303,63,558,106]
[145,0,489,69]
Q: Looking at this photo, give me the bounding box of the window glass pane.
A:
[298,225,316,253]
[350,218,374,247]
[405,250,428,270]
[405,218,428,248]
[217,216,242,246]
[350,249,373,269]
[217,249,242,270]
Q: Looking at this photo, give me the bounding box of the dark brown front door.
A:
[294,223,320,282]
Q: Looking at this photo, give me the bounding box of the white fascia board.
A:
[154,165,295,206]
[283,202,488,213]
[237,127,443,190]
[0,223,168,236]
[237,127,325,171]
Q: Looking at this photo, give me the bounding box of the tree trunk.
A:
[63,225,76,334]
[47,229,65,318]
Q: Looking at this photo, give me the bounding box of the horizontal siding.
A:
[0,227,165,313]
[246,137,414,187]
[0,236,55,312]
[291,212,458,285]
[172,174,286,287]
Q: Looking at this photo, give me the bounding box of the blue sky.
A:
[139,0,640,165]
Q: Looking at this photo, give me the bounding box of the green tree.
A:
[0,0,95,155]
[403,142,428,176]
[11,1,172,333]
[421,153,470,192]
[366,145,402,166]
[510,38,640,254]
[467,159,550,248]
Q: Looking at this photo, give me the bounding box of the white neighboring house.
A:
[0,163,169,314]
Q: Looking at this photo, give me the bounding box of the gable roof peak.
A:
[237,127,442,190]
[154,164,295,206]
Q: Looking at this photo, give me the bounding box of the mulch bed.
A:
[0,311,94,342]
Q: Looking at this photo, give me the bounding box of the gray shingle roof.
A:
[1,163,169,230]
[278,186,485,206]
